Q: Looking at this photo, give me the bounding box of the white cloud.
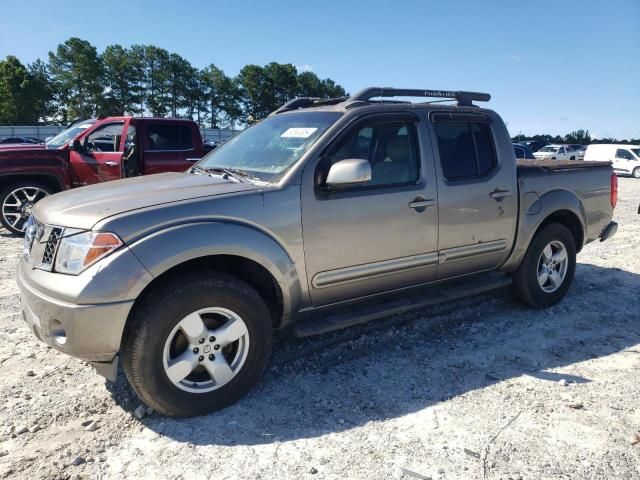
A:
[507,54,521,63]
[296,64,314,72]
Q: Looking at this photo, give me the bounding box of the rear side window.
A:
[147,125,193,151]
[434,121,497,180]
[514,146,525,159]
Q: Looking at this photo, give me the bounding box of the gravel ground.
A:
[0,178,639,480]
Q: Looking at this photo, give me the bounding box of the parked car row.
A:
[0,136,44,145]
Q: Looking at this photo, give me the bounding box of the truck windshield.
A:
[196,111,342,182]
[538,146,559,153]
[45,120,96,149]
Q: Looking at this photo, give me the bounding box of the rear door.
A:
[429,112,517,279]
[301,112,439,306]
[69,121,127,185]
[141,122,199,174]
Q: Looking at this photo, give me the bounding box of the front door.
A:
[69,121,126,185]
[301,113,439,306]
[429,112,518,279]
[613,148,635,174]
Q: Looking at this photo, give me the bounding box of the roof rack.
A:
[347,87,491,107]
[270,96,350,116]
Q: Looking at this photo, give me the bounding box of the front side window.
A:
[198,111,342,182]
[147,125,193,151]
[538,146,559,153]
[322,119,420,187]
[434,121,497,180]
[616,149,633,160]
[514,146,525,159]
[85,123,124,153]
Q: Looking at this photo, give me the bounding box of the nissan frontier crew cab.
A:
[18,88,618,417]
[0,117,206,234]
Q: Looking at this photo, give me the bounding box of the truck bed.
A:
[517,159,611,172]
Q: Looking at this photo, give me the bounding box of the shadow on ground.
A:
[106,263,640,446]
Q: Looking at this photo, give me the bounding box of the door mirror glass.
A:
[325,158,372,188]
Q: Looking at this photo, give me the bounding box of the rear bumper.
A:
[599,221,618,242]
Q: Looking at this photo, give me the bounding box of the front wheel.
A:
[633,167,640,179]
[121,272,272,417]
[509,223,576,308]
[0,182,52,235]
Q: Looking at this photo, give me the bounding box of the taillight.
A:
[610,173,618,208]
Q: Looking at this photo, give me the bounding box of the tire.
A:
[0,182,52,235]
[633,167,640,179]
[121,271,272,417]
[509,223,576,308]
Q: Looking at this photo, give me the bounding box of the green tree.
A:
[143,46,171,116]
[0,56,44,124]
[236,64,273,121]
[48,37,103,121]
[202,65,241,128]
[101,45,143,115]
[27,59,54,122]
[564,129,591,144]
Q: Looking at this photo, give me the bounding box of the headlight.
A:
[54,230,123,275]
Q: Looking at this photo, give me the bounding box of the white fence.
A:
[0,125,238,142]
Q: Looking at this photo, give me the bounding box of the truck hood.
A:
[33,172,261,229]
[0,143,47,151]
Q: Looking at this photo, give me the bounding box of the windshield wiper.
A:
[200,167,254,184]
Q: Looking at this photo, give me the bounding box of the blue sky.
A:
[1,0,638,138]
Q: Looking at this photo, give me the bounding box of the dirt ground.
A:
[0,178,638,480]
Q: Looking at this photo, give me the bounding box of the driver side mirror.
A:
[70,139,83,152]
[325,158,372,188]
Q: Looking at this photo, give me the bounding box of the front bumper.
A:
[17,262,134,379]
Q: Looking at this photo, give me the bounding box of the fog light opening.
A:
[50,319,67,346]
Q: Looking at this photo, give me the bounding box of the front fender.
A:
[501,188,586,272]
[128,222,303,325]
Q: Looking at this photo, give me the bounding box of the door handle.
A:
[105,161,118,167]
[409,197,435,212]
[490,189,512,200]
[185,157,200,163]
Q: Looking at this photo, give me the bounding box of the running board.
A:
[292,272,512,337]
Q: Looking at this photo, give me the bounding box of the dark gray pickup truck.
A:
[18,87,618,417]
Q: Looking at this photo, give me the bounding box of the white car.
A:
[584,144,640,178]
[533,144,578,161]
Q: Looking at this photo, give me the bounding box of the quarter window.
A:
[147,125,193,151]
[434,121,497,180]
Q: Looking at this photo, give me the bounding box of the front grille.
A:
[41,228,62,266]
[26,217,64,271]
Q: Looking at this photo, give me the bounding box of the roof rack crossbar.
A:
[349,87,491,107]
[270,95,351,116]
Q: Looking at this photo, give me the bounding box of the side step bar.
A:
[292,272,512,338]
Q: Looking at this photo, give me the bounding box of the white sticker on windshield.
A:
[281,127,318,138]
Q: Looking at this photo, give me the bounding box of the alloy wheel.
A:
[162,307,250,393]
[537,240,568,293]
[2,186,49,233]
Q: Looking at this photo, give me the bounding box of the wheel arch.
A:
[0,173,65,193]
[501,189,586,272]
[125,222,303,332]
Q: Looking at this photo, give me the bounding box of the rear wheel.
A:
[509,223,576,308]
[0,182,51,235]
[121,272,272,417]
[633,167,640,179]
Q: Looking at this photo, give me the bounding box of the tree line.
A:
[0,37,347,128]
[513,129,639,145]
